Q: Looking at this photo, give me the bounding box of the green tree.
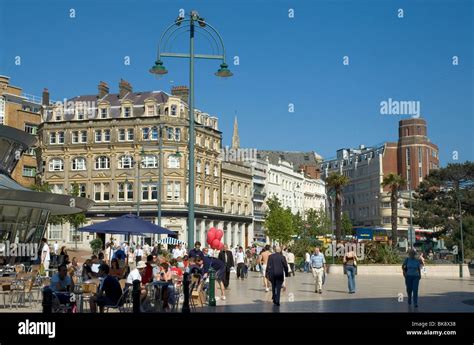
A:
[326,173,350,240]
[341,212,353,236]
[412,162,474,261]
[264,196,295,246]
[381,173,406,247]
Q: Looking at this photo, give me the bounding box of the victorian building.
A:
[38,80,252,249]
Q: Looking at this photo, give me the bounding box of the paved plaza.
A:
[1,270,472,313]
[206,271,474,313]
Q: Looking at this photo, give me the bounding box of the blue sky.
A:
[1,0,472,165]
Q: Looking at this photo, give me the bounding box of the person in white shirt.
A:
[172,244,185,259]
[40,238,51,271]
[126,261,147,303]
[135,246,143,262]
[143,243,150,256]
[235,247,245,280]
[287,248,296,276]
[305,252,311,273]
[53,241,59,255]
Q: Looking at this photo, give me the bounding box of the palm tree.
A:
[381,173,406,247]
[326,173,350,240]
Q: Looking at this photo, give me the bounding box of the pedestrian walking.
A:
[266,246,289,307]
[287,249,295,276]
[310,247,326,294]
[343,250,357,293]
[257,245,271,292]
[235,247,245,279]
[218,244,234,289]
[135,245,143,263]
[304,251,311,273]
[402,249,423,308]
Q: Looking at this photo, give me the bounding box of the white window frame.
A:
[49,158,64,171]
[95,156,110,170]
[168,155,180,169]
[119,155,134,169]
[141,155,157,168]
[71,157,86,171]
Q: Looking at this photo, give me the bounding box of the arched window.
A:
[168,155,180,169]
[213,189,218,206]
[205,163,210,175]
[204,187,210,205]
[49,158,64,171]
[95,156,110,170]
[196,160,202,173]
[213,165,218,177]
[171,105,177,116]
[164,107,169,115]
[223,181,227,194]
[71,157,86,171]
[238,184,241,196]
[230,182,234,195]
[195,185,201,204]
[141,155,157,168]
[118,155,134,169]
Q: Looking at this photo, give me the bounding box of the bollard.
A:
[132,279,141,313]
[208,268,216,307]
[181,272,190,313]
[42,286,53,313]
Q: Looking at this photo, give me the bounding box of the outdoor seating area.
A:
[0,264,48,310]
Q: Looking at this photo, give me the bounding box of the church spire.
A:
[231,116,240,149]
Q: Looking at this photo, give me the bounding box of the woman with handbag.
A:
[343,250,357,294]
[402,249,423,308]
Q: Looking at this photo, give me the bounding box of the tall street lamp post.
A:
[150,10,233,247]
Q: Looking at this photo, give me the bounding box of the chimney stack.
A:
[119,79,133,98]
[171,86,189,104]
[98,81,109,98]
[0,75,10,90]
[42,88,50,106]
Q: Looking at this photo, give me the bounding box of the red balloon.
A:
[211,239,221,250]
[215,229,224,240]
[206,237,213,246]
[207,231,216,243]
[218,242,224,251]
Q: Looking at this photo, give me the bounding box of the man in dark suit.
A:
[266,246,289,306]
[218,244,234,289]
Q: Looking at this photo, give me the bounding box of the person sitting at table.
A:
[98,252,106,265]
[155,262,175,310]
[51,264,74,292]
[89,264,122,313]
[142,255,154,284]
[169,259,184,279]
[126,261,147,303]
[50,264,76,307]
[109,259,124,279]
[82,259,93,281]
[69,257,80,273]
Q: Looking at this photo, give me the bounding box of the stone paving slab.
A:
[1,271,472,313]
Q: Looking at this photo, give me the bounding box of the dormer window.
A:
[123,106,132,118]
[54,111,62,121]
[171,105,177,116]
[146,105,155,116]
[164,107,169,116]
[76,109,85,120]
[100,108,108,119]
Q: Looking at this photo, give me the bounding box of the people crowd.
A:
[41,237,426,311]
